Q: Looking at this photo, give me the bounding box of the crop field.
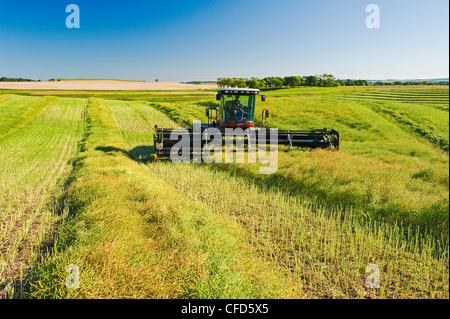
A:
[0,86,448,299]
[0,95,87,296]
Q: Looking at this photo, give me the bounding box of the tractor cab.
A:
[212,88,266,129]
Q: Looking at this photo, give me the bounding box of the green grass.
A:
[149,87,449,239]
[31,96,445,298]
[26,98,300,299]
[0,95,41,135]
[365,101,449,151]
[340,88,449,111]
[148,162,448,298]
[1,86,448,299]
[0,95,87,297]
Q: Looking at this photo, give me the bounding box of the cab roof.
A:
[218,88,260,95]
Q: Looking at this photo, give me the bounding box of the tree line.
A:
[0,77,36,82]
[217,75,448,89]
[372,80,449,86]
[217,75,367,89]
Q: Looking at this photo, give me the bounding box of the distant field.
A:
[338,88,449,151]
[0,86,448,299]
[340,88,449,110]
[0,80,218,91]
[57,78,145,82]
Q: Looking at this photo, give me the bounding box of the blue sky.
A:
[0,0,448,81]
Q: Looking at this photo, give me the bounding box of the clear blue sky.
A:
[0,0,448,81]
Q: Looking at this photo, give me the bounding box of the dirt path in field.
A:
[0,81,217,91]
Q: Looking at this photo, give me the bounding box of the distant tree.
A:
[283,76,292,88]
[319,74,336,87]
[216,74,382,88]
[300,76,308,86]
[305,75,319,87]
[217,78,225,88]
[0,77,36,82]
[262,77,274,88]
[219,78,231,87]
[247,77,263,89]
[272,77,284,88]
[230,78,247,88]
[283,76,302,88]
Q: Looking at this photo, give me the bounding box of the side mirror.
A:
[206,108,210,117]
[261,95,266,102]
[216,94,221,101]
[266,109,270,118]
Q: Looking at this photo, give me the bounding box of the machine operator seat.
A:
[225,100,244,122]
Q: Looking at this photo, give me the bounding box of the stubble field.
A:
[0,85,448,299]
